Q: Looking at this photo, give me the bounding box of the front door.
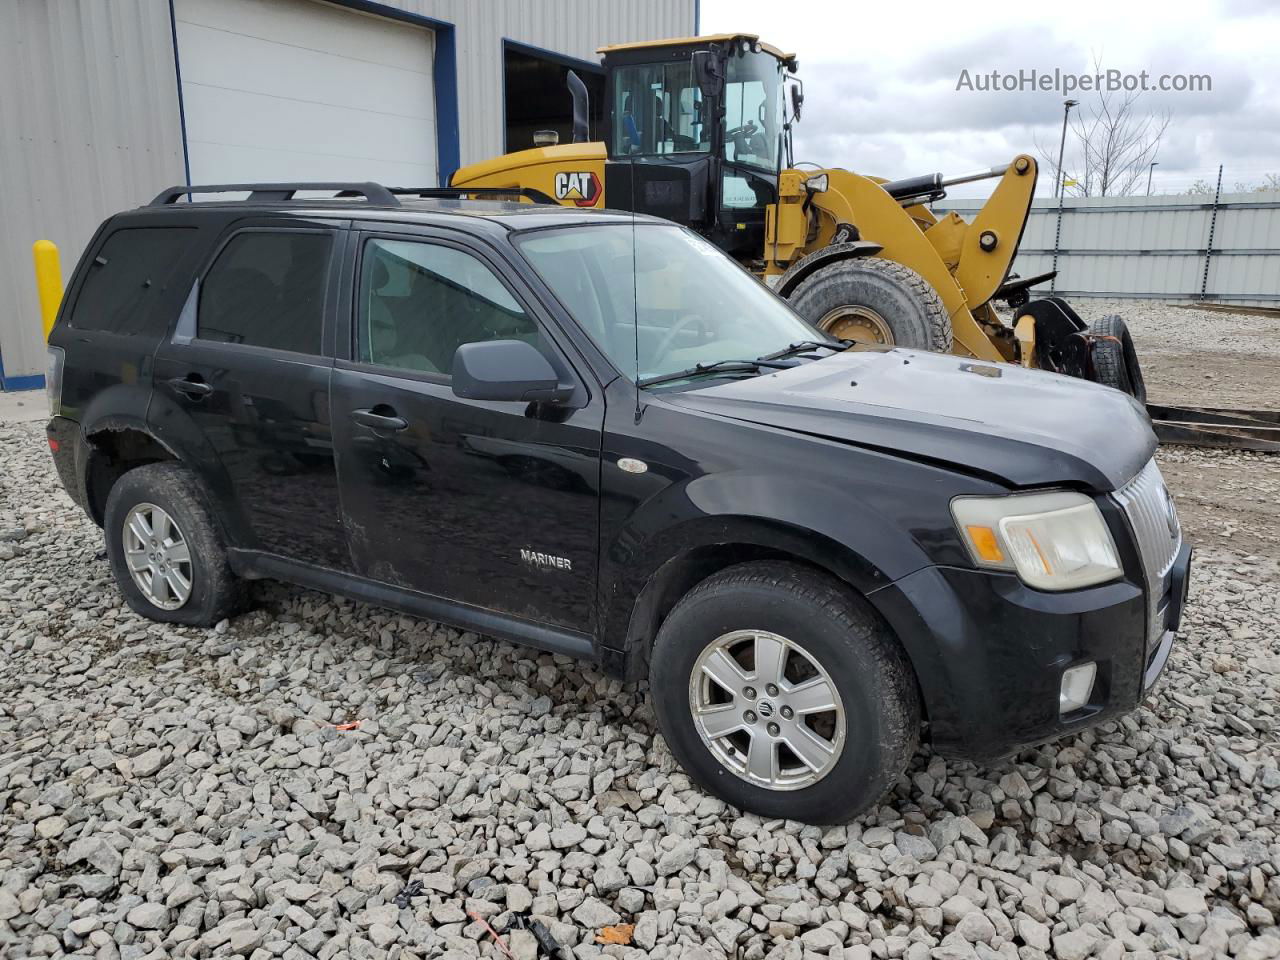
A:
[331,231,603,633]
[149,224,349,570]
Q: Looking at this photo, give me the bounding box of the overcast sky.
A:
[702,0,1279,197]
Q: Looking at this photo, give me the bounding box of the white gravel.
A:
[2,413,1279,960]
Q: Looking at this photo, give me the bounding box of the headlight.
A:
[951,490,1121,591]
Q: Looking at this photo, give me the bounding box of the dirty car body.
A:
[46,186,1189,820]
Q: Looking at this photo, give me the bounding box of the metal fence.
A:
[937,190,1280,304]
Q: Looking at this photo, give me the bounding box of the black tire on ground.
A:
[1089,314,1147,403]
[648,561,920,824]
[787,256,953,353]
[104,462,247,626]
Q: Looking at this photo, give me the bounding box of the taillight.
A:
[46,345,64,417]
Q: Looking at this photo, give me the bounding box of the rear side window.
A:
[69,226,196,335]
[198,231,332,355]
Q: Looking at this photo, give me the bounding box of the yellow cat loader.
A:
[451,34,1146,398]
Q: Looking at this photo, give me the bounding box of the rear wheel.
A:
[788,257,952,353]
[104,463,246,626]
[649,561,920,823]
[1089,314,1147,403]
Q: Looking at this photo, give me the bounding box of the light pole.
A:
[1054,98,1079,199]
[1146,161,1159,196]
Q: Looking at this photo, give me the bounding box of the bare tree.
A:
[1037,57,1171,197]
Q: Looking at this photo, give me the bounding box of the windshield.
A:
[515,223,819,385]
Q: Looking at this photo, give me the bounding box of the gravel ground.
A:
[3,342,1280,959]
[1068,299,1280,411]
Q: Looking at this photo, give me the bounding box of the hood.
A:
[662,348,1156,491]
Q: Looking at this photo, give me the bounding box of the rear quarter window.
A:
[68,226,198,336]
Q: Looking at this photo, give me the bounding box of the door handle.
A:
[165,376,213,398]
[351,407,408,432]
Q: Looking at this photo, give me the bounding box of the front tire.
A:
[649,562,920,823]
[787,256,952,354]
[1089,314,1147,403]
[104,462,246,626]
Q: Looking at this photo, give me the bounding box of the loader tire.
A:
[1089,314,1147,403]
[788,257,952,353]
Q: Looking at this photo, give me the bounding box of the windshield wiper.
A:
[762,338,852,360]
[639,358,793,388]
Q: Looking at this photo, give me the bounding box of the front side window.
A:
[358,239,541,376]
[516,224,816,384]
[198,232,332,354]
[612,61,709,157]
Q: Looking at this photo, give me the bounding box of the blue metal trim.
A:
[321,0,460,186]
[167,0,192,187]
[1,373,46,393]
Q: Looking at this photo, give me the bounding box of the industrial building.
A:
[0,0,696,390]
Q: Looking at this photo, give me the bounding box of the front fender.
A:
[598,469,941,662]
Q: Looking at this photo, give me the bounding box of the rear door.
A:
[330,227,603,633]
[149,219,350,569]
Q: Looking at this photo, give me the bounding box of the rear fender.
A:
[144,388,256,548]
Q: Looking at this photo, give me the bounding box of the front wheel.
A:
[787,256,953,354]
[649,562,920,823]
[1089,314,1147,403]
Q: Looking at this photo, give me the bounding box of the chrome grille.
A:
[1112,458,1181,642]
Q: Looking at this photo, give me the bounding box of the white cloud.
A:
[701,0,1280,196]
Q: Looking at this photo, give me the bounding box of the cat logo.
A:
[554,171,601,207]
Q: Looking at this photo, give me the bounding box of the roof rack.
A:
[149,182,559,207]
[388,186,558,205]
[150,182,400,206]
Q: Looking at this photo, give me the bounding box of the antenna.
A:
[630,156,642,423]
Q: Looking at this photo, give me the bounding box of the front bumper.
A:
[869,541,1192,761]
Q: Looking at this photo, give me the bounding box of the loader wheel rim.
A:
[817,305,895,346]
[688,629,847,791]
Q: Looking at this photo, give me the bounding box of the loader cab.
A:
[600,35,797,259]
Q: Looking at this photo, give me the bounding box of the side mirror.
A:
[789,81,804,122]
[452,339,573,404]
[691,50,724,99]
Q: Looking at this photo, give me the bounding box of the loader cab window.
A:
[612,61,710,156]
[722,52,784,173]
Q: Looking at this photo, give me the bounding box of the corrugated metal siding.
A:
[0,0,186,384]
[0,0,696,384]
[375,0,696,165]
[938,192,1280,304]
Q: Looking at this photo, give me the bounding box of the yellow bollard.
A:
[32,240,64,342]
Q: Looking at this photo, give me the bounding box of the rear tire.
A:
[104,462,246,626]
[1089,314,1147,403]
[788,256,952,353]
[649,561,920,824]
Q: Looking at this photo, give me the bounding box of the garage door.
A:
[174,0,437,188]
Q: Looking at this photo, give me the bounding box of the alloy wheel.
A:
[688,629,846,790]
[122,502,193,610]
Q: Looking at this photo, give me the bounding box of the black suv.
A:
[46,182,1191,823]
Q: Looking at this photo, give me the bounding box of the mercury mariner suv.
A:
[46,182,1191,823]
